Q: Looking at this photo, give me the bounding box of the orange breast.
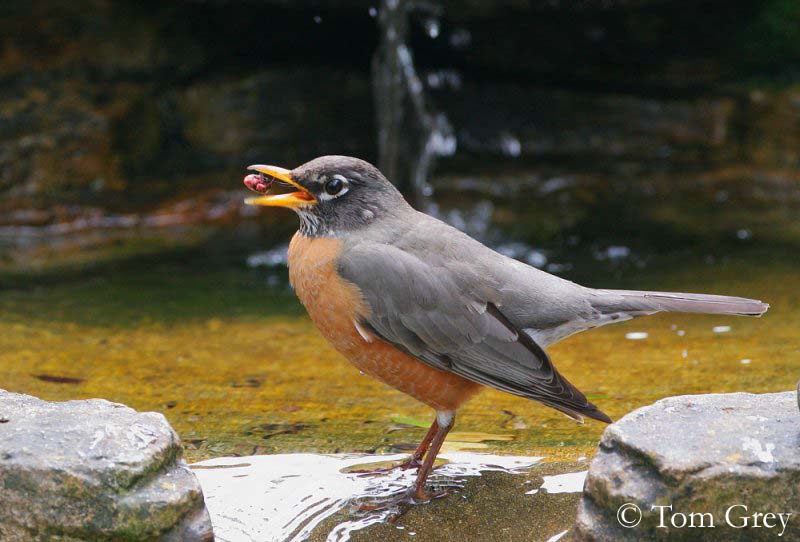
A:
[287,232,481,411]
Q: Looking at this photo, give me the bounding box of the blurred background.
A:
[0,0,798,462]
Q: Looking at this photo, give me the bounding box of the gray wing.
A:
[337,242,611,423]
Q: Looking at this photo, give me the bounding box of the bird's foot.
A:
[382,487,451,522]
[410,486,450,503]
[352,485,451,519]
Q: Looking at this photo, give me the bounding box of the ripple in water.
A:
[192,453,543,542]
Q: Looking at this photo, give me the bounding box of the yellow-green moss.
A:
[0,248,796,463]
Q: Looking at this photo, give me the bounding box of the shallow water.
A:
[191,452,578,542]
[1,244,796,466]
[0,241,797,540]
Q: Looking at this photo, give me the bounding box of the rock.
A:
[575,391,799,541]
[175,68,373,167]
[0,389,213,542]
[446,83,735,162]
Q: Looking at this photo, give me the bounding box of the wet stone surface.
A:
[0,389,213,542]
[576,391,800,541]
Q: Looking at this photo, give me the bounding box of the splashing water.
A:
[369,1,563,260]
[372,0,455,213]
[192,453,541,542]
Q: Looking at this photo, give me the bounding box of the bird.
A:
[243,155,768,502]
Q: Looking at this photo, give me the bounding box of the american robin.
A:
[243,156,768,501]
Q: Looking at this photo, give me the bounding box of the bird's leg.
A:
[354,413,454,517]
[411,410,455,502]
[404,418,439,468]
[351,419,438,474]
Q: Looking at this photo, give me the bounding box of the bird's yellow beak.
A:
[244,165,317,207]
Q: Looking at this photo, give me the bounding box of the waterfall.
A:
[372,0,455,213]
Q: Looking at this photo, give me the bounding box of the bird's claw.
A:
[383,487,451,522]
[352,484,452,520]
[410,486,450,503]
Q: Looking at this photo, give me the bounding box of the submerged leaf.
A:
[389,416,429,428]
[32,374,84,384]
[447,431,515,443]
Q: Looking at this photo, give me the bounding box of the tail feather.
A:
[592,289,769,317]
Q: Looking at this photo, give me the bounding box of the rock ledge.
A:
[575,391,799,541]
[0,389,213,542]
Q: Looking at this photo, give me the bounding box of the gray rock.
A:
[575,391,799,541]
[0,389,213,542]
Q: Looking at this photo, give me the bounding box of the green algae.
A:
[0,246,796,464]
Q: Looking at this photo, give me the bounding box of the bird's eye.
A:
[324,177,345,196]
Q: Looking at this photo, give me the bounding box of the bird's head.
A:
[243,155,408,237]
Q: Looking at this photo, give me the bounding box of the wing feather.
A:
[338,243,611,423]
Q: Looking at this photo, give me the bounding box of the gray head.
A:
[243,155,410,236]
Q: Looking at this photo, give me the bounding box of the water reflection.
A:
[192,452,576,542]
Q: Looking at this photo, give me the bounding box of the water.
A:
[527,471,587,495]
[0,241,796,540]
[192,452,560,542]
[1,245,795,463]
[0,208,797,541]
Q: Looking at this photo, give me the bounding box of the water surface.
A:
[191,452,576,542]
[1,245,795,464]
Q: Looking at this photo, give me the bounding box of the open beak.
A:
[244,165,317,207]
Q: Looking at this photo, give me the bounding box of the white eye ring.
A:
[319,174,349,200]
